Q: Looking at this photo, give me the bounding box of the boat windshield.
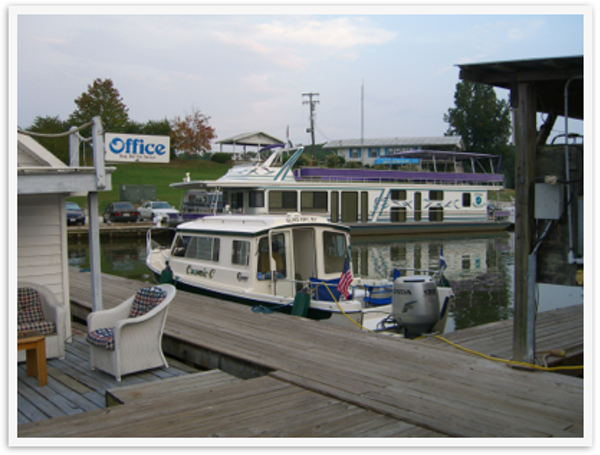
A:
[323,231,348,274]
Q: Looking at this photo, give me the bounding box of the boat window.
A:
[249,191,265,208]
[232,240,250,266]
[430,190,444,201]
[171,235,220,262]
[257,235,287,279]
[323,231,347,273]
[462,193,471,207]
[391,190,407,201]
[429,207,444,222]
[361,192,369,223]
[268,191,297,212]
[301,191,328,212]
[391,207,407,222]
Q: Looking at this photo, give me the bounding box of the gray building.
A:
[323,136,464,166]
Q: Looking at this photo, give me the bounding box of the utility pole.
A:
[302,92,319,163]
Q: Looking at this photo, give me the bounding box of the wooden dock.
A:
[17,269,585,438]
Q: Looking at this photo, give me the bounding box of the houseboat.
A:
[146,213,454,334]
[172,147,510,235]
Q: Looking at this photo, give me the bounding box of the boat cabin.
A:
[153,214,352,301]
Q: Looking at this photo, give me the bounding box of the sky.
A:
[12,3,588,151]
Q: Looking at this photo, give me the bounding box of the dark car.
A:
[66,202,86,226]
[102,202,139,223]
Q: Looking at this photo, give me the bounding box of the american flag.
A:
[337,258,353,299]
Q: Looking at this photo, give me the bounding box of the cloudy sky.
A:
[13,3,587,150]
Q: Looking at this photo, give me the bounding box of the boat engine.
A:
[392,275,440,338]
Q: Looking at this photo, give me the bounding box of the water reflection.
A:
[68,238,153,282]
[351,232,515,332]
[69,231,581,334]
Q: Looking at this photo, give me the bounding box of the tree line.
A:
[24,78,216,165]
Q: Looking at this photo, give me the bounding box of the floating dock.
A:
[18,269,584,438]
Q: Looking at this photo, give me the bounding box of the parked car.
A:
[137,201,182,224]
[103,202,139,223]
[66,202,85,226]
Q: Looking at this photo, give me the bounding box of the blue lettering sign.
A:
[155,144,166,155]
[109,138,125,154]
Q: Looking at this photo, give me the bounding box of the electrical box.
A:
[534,183,564,220]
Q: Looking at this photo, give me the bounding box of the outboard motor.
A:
[392,275,440,338]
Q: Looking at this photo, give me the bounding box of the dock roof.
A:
[323,136,464,150]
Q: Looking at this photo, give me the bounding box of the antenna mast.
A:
[361,80,364,143]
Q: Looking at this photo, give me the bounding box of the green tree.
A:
[26,115,70,164]
[170,108,216,157]
[68,78,130,133]
[444,81,514,187]
[125,118,176,159]
[444,81,511,153]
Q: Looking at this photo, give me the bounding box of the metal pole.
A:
[88,115,105,311]
[69,127,80,167]
[91,116,105,189]
[88,191,103,312]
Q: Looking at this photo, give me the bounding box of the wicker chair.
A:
[18,281,67,361]
[86,284,176,381]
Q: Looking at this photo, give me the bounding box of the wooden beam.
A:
[512,82,537,362]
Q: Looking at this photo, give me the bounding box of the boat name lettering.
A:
[237,272,249,282]
[286,215,318,223]
[186,265,216,279]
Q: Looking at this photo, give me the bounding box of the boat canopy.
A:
[175,213,350,236]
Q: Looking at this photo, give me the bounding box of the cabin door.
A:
[268,229,294,298]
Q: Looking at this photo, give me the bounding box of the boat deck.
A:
[17,269,585,438]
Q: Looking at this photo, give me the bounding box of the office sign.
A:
[105,133,170,163]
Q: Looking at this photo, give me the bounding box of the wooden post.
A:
[512,82,537,362]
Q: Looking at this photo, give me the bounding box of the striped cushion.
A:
[18,287,45,324]
[18,320,56,336]
[129,287,167,318]
[86,328,115,351]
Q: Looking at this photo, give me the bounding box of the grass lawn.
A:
[68,159,231,212]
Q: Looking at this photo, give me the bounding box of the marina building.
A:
[323,136,464,167]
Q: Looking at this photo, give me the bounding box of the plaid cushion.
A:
[18,320,56,336]
[18,287,45,324]
[129,287,167,318]
[86,328,115,351]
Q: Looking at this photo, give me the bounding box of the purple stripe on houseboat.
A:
[294,168,504,184]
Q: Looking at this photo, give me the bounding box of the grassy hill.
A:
[68,158,231,212]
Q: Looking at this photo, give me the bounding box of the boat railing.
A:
[295,175,503,187]
[146,228,170,261]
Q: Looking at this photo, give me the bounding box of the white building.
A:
[16,128,115,347]
[323,136,464,166]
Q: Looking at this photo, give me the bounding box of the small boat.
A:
[146,213,454,335]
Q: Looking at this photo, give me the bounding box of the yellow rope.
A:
[311,283,582,373]
[419,334,583,372]
[312,282,375,333]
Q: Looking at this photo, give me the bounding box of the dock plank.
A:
[17,269,584,438]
